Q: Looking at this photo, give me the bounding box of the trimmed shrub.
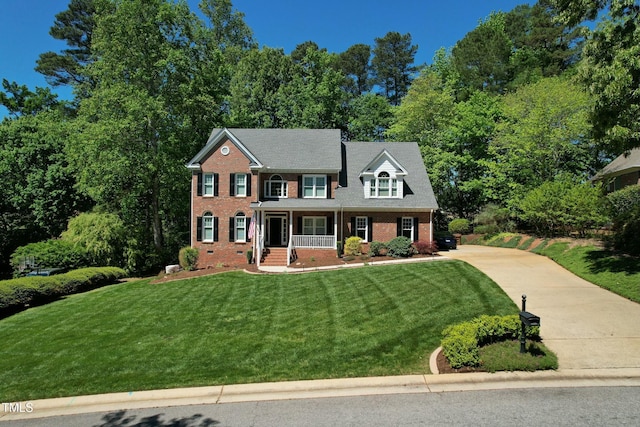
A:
[448,218,471,235]
[11,240,89,277]
[413,240,437,255]
[369,241,387,257]
[441,314,540,369]
[0,267,126,318]
[344,236,363,256]
[386,236,414,258]
[179,247,199,271]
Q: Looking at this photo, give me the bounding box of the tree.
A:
[607,185,640,255]
[35,0,98,87]
[228,47,348,129]
[346,93,391,141]
[552,0,640,152]
[518,176,607,237]
[337,44,371,95]
[451,12,513,98]
[387,70,501,218]
[483,77,594,206]
[0,109,90,276]
[0,80,59,118]
[71,0,226,271]
[371,32,418,105]
[61,212,128,267]
[228,47,294,127]
[198,0,256,66]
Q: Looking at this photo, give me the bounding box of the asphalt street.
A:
[4,386,640,427]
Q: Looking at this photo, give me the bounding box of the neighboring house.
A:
[594,147,640,193]
[187,128,439,268]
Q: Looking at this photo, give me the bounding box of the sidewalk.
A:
[3,369,640,421]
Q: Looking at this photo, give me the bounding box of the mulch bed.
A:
[435,348,485,374]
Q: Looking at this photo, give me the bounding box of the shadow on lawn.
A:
[584,249,640,275]
[94,410,219,427]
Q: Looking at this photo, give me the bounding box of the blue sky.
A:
[0,0,526,115]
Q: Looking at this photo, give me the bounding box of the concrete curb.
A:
[3,369,640,421]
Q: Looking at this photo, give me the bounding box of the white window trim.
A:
[401,217,414,241]
[302,216,327,235]
[265,175,288,198]
[203,173,215,197]
[302,175,327,198]
[235,214,247,242]
[235,173,247,197]
[367,172,400,199]
[203,212,214,242]
[356,216,369,242]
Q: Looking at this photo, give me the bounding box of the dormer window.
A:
[370,171,398,198]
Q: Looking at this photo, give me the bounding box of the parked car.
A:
[435,233,457,250]
[26,268,66,277]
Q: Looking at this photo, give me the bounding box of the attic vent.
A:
[221,146,230,156]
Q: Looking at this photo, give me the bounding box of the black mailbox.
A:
[519,311,540,327]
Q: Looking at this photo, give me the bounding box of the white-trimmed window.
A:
[235,212,247,242]
[203,173,215,196]
[303,175,326,198]
[303,217,326,235]
[203,212,215,242]
[369,171,398,198]
[401,217,414,240]
[356,216,369,241]
[235,173,246,196]
[265,174,288,198]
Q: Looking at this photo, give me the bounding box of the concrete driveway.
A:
[444,245,640,370]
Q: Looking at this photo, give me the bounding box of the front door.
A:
[266,215,288,246]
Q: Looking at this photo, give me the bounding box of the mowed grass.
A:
[0,261,516,401]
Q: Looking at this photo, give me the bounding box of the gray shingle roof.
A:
[596,147,640,178]
[336,142,438,210]
[200,128,343,172]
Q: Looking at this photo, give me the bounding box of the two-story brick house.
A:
[187,128,439,269]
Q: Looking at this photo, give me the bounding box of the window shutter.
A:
[297,217,302,234]
[246,174,252,197]
[196,217,203,242]
[213,217,219,242]
[229,217,235,242]
[297,176,303,198]
[350,217,356,236]
[327,215,333,235]
[197,173,203,196]
[326,176,332,199]
[214,173,219,196]
[230,174,236,196]
[397,218,402,237]
[414,217,419,241]
[368,217,373,242]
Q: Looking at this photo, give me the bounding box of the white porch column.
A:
[334,210,338,248]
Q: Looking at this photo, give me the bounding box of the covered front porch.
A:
[252,208,340,267]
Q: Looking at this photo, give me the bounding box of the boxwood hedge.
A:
[441,314,540,368]
[0,267,126,318]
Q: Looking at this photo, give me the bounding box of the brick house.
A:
[187,128,439,269]
[593,147,640,193]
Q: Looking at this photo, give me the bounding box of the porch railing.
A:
[291,235,336,249]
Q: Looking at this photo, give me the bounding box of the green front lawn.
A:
[0,261,516,401]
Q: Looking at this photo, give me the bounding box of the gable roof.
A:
[187,128,342,172]
[595,147,640,179]
[337,142,438,210]
[359,149,408,177]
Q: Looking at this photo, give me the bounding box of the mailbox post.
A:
[519,294,540,353]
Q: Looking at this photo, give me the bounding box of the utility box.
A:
[519,311,540,327]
